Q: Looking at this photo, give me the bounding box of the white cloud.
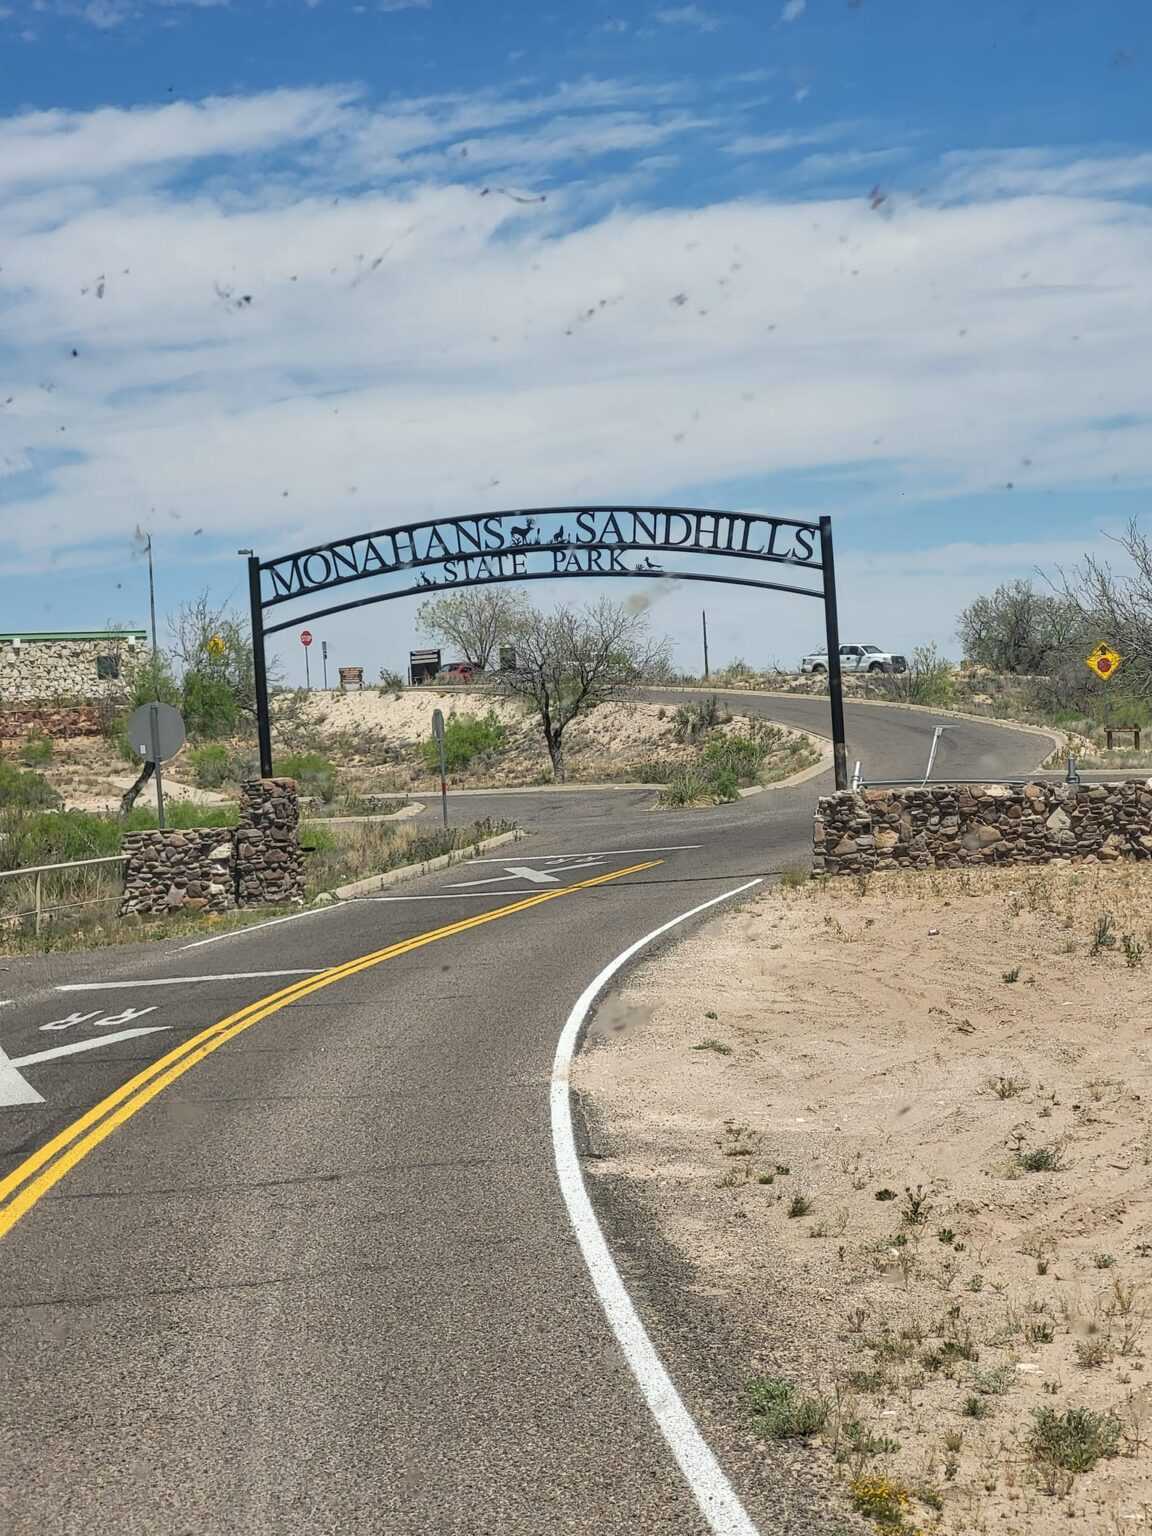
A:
[0,89,359,190]
[793,146,910,179]
[654,5,722,32]
[940,147,1152,201]
[2,83,1152,670]
[781,0,806,20]
[725,122,857,156]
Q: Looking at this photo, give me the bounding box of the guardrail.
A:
[0,854,128,937]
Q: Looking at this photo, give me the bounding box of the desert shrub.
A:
[672,696,729,743]
[0,760,62,810]
[188,744,231,788]
[701,732,764,786]
[1029,1406,1121,1474]
[747,1377,829,1440]
[276,751,339,803]
[422,711,508,773]
[378,668,405,691]
[18,733,54,767]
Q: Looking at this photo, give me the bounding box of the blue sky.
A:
[1,0,1150,682]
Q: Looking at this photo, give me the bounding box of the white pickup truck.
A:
[800,644,907,675]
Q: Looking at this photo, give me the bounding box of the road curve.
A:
[0,705,1053,1535]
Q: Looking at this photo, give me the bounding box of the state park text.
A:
[261,509,822,604]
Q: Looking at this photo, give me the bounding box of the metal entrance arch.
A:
[246,505,850,788]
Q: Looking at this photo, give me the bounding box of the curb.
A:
[305,802,423,825]
[330,828,525,900]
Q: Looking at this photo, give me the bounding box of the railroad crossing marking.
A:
[448,856,610,890]
[1,1027,172,1108]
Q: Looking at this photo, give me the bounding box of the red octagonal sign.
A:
[300,630,313,647]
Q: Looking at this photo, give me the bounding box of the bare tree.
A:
[957,581,1080,674]
[1055,519,1152,697]
[417,588,528,672]
[496,597,670,781]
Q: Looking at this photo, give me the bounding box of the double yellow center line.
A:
[0,859,661,1241]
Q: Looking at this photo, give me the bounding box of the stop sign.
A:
[300,630,313,647]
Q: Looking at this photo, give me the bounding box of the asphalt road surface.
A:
[0,698,1054,1535]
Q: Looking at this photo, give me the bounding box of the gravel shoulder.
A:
[577,863,1152,1535]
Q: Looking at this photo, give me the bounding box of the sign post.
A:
[322,639,329,691]
[301,628,313,690]
[127,702,186,832]
[432,708,448,828]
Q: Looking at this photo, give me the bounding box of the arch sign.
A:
[246,505,850,788]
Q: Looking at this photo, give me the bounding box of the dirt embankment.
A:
[578,862,1152,1535]
[274,687,823,789]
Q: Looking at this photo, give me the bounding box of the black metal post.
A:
[248,555,274,778]
[819,516,849,791]
[702,609,710,680]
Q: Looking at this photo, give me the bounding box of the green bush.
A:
[19,733,54,767]
[182,671,239,739]
[0,760,62,810]
[701,733,764,786]
[422,711,508,773]
[276,751,338,803]
[188,743,232,788]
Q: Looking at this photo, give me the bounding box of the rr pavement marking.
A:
[12,1028,172,1068]
[0,1028,173,1108]
[56,971,323,992]
[0,859,661,1241]
[551,877,764,1536]
[465,844,702,862]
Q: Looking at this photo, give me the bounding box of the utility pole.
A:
[142,530,166,828]
[702,610,710,681]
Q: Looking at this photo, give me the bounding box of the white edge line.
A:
[467,845,702,863]
[550,877,764,1536]
[364,891,552,902]
[179,904,343,951]
[56,971,322,992]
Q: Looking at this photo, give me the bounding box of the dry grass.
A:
[577,860,1152,1534]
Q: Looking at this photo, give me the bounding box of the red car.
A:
[441,661,476,683]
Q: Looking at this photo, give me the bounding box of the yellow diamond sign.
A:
[206,633,226,659]
[1085,643,1122,680]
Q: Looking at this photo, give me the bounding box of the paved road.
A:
[0,700,1053,1535]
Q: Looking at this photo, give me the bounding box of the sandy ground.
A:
[578,863,1152,1535]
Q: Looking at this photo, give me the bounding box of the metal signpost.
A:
[431,708,448,828]
[126,702,186,831]
[244,506,852,789]
[322,639,329,690]
[301,628,313,690]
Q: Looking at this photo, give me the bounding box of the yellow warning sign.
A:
[206,633,226,659]
[1085,643,1122,680]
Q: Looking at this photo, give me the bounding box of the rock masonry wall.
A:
[120,828,236,916]
[0,637,148,706]
[814,781,1152,876]
[119,779,305,915]
[234,778,305,908]
[0,704,108,740]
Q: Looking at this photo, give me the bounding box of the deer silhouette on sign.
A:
[508,517,536,545]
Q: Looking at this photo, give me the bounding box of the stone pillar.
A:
[234,778,305,907]
[120,830,236,916]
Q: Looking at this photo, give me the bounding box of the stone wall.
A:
[814,781,1152,876]
[119,779,305,916]
[120,829,236,916]
[235,778,305,907]
[0,704,109,741]
[0,634,149,706]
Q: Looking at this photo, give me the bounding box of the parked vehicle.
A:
[800,644,907,675]
[440,661,476,683]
